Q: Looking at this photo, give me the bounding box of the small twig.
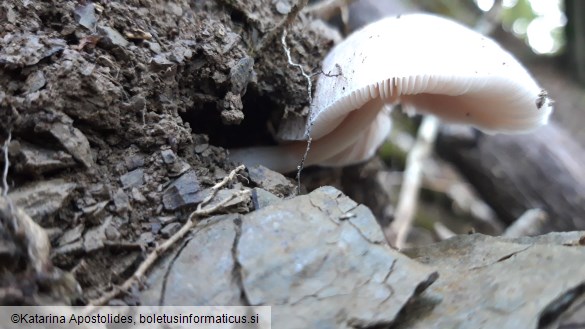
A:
[311,65,343,79]
[503,208,548,237]
[281,30,314,194]
[385,116,439,249]
[2,131,11,197]
[198,165,245,211]
[1,131,16,232]
[88,165,247,306]
[281,30,313,110]
[433,222,457,240]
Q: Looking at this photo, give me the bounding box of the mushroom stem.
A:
[229,97,386,173]
[228,144,304,173]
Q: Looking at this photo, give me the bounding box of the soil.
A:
[0,0,336,304]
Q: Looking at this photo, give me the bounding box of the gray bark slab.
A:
[437,123,585,233]
[399,233,585,329]
[237,186,437,328]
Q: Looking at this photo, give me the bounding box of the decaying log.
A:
[437,122,585,233]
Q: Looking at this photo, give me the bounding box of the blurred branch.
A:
[503,208,548,237]
[433,221,457,240]
[386,116,439,249]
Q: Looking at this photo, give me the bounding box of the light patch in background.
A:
[527,16,563,54]
[512,17,529,36]
[503,0,519,8]
[525,0,566,54]
[475,0,495,12]
[476,0,566,55]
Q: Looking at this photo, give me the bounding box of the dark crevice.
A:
[229,9,247,26]
[231,215,251,306]
[539,283,585,328]
[496,245,531,263]
[180,87,282,149]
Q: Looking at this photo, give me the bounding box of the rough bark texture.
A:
[438,122,585,233]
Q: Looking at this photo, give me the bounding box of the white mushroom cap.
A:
[309,13,552,164]
[230,13,553,173]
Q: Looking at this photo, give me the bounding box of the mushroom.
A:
[229,13,553,173]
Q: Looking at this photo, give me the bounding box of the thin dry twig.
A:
[385,116,439,248]
[281,30,313,106]
[88,165,248,306]
[1,131,11,197]
[197,165,246,210]
[281,30,313,194]
[503,208,548,237]
[433,221,457,241]
[0,131,18,233]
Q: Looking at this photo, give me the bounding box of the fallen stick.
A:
[88,165,248,306]
[385,116,439,248]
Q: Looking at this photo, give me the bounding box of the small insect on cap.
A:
[304,13,553,166]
